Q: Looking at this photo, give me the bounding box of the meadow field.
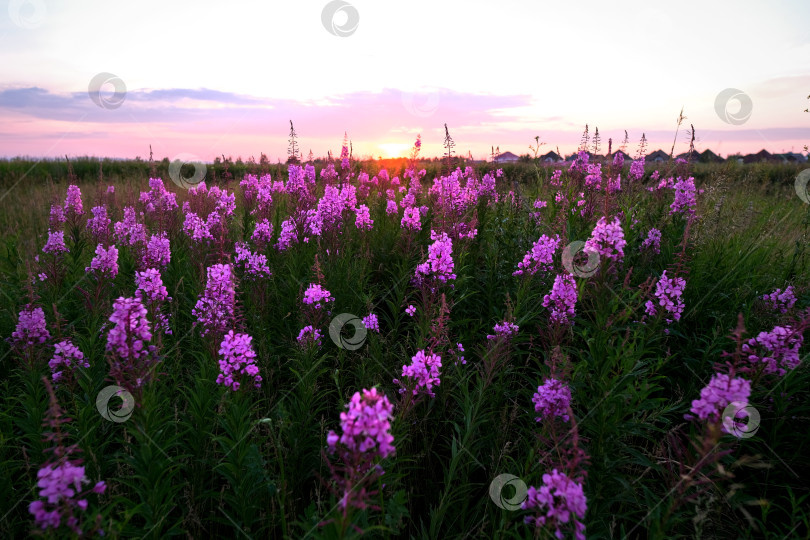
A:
[0,142,808,539]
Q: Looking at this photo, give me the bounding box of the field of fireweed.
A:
[1,136,809,539]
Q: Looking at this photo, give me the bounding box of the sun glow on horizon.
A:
[378,143,410,159]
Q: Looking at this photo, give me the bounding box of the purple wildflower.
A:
[532,378,572,422]
[216,331,262,391]
[192,264,236,337]
[542,274,578,325]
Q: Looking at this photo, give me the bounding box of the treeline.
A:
[0,155,805,190]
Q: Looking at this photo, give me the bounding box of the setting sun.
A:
[378,143,410,159]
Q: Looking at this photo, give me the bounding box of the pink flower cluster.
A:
[251,219,274,248]
[11,305,51,349]
[521,469,587,540]
[29,462,106,535]
[640,228,662,254]
[487,321,519,341]
[140,177,179,215]
[303,283,334,309]
[761,286,796,314]
[584,163,602,190]
[86,206,111,244]
[216,330,262,390]
[64,185,84,219]
[192,264,236,337]
[182,212,214,243]
[234,242,271,279]
[542,273,578,325]
[49,340,89,385]
[742,325,803,377]
[326,387,395,459]
[583,216,626,262]
[106,296,153,362]
[86,244,119,278]
[135,269,171,334]
[362,313,380,332]
[114,207,147,247]
[355,204,373,230]
[415,231,456,286]
[43,230,68,255]
[687,373,751,433]
[669,176,697,216]
[394,349,442,397]
[297,325,323,346]
[143,234,171,269]
[276,217,298,251]
[644,271,686,324]
[532,378,572,422]
[514,234,560,277]
[628,159,645,181]
[401,206,422,231]
[49,204,66,230]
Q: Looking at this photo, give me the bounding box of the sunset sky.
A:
[1,0,809,161]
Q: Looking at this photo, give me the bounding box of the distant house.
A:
[775,152,808,163]
[742,150,777,164]
[675,151,701,163]
[565,151,594,162]
[612,150,633,163]
[699,149,724,163]
[540,151,562,163]
[493,151,520,163]
[645,150,669,163]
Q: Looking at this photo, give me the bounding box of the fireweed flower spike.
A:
[135,269,172,335]
[486,321,519,341]
[741,325,803,376]
[49,340,89,385]
[761,286,797,314]
[192,264,236,337]
[414,231,456,287]
[522,469,587,540]
[640,228,662,254]
[43,230,68,255]
[542,274,578,326]
[394,349,442,397]
[514,234,560,277]
[583,216,626,263]
[361,313,380,332]
[644,271,686,325]
[29,379,106,537]
[106,296,157,392]
[86,244,119,279]
[686,373,751,436]
[324,388,396,514]
[11,305,51,351]
[532,378,572,422]
[297,325,323,347]
[216,331,262,391]
[303,283,335,309]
